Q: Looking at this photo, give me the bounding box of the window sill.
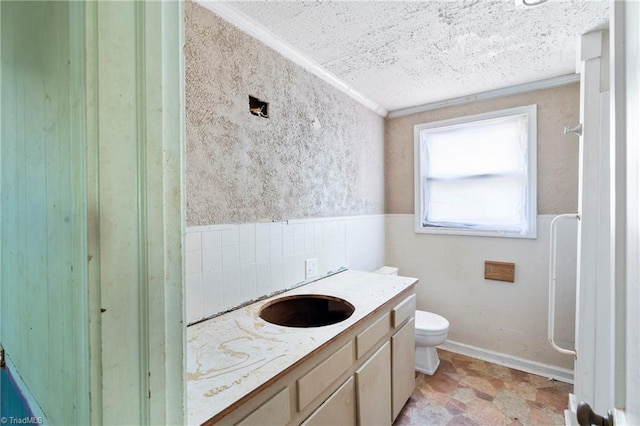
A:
[414,225,537,239]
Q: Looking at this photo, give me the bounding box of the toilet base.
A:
[415,345,440,375]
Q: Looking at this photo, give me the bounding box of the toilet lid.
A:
[415,310,449,332]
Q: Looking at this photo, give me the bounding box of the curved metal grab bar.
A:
[548,213,579,357]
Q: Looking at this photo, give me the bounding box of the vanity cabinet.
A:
[223,287,416,426]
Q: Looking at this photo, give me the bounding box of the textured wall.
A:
[185,1,385,226]
[385,83,580,215]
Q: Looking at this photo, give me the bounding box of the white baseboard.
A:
[439,340,574,384]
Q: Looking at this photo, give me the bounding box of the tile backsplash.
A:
[185,215,385,324]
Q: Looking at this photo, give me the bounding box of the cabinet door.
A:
[391,318,415,421]
[355,342,391,426]
[302,377,356,426]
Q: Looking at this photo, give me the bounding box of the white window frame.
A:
[413,104,537,238]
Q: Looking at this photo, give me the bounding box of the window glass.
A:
[414,105,537,238]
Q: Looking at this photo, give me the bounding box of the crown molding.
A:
[388,74,580,118]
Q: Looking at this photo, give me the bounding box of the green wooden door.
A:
[0,1,89,424]
[1,1,185,424]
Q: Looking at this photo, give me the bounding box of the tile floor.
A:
[394,349,573,426]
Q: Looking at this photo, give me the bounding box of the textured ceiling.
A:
[222,0,609,112]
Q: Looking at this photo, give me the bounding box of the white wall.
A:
[185,215,385,323]
[386,214,578,373]
[183,3,387,326]
[186,212,578,376]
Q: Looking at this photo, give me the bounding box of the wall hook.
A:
[564,123,583,137]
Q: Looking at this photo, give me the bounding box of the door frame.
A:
[610,1,640,424]
[85,1,185,423]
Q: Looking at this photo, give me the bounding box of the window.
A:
[414,105,537,238]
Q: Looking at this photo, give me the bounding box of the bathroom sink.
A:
[259,294,355,327]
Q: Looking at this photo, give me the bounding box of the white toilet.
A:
[414,310,449,375]
[375,266,450,375]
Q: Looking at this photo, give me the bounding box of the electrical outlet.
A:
[305,258,319,280]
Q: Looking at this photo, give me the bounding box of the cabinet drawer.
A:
[236,387,290,426]
[392,294,416,328]
[301,377,356,426]
[297,341,353,411]
[356,313,390,359]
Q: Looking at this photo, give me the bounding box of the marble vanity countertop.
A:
[187,269,418,425]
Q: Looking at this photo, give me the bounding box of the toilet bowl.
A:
[414,310,449,375]
[374,266,450,375]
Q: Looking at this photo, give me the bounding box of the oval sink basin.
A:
[259,295,355,327]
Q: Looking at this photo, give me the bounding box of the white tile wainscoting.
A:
[185,215,385,324]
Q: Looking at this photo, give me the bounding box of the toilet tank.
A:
[374,266,398,276]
